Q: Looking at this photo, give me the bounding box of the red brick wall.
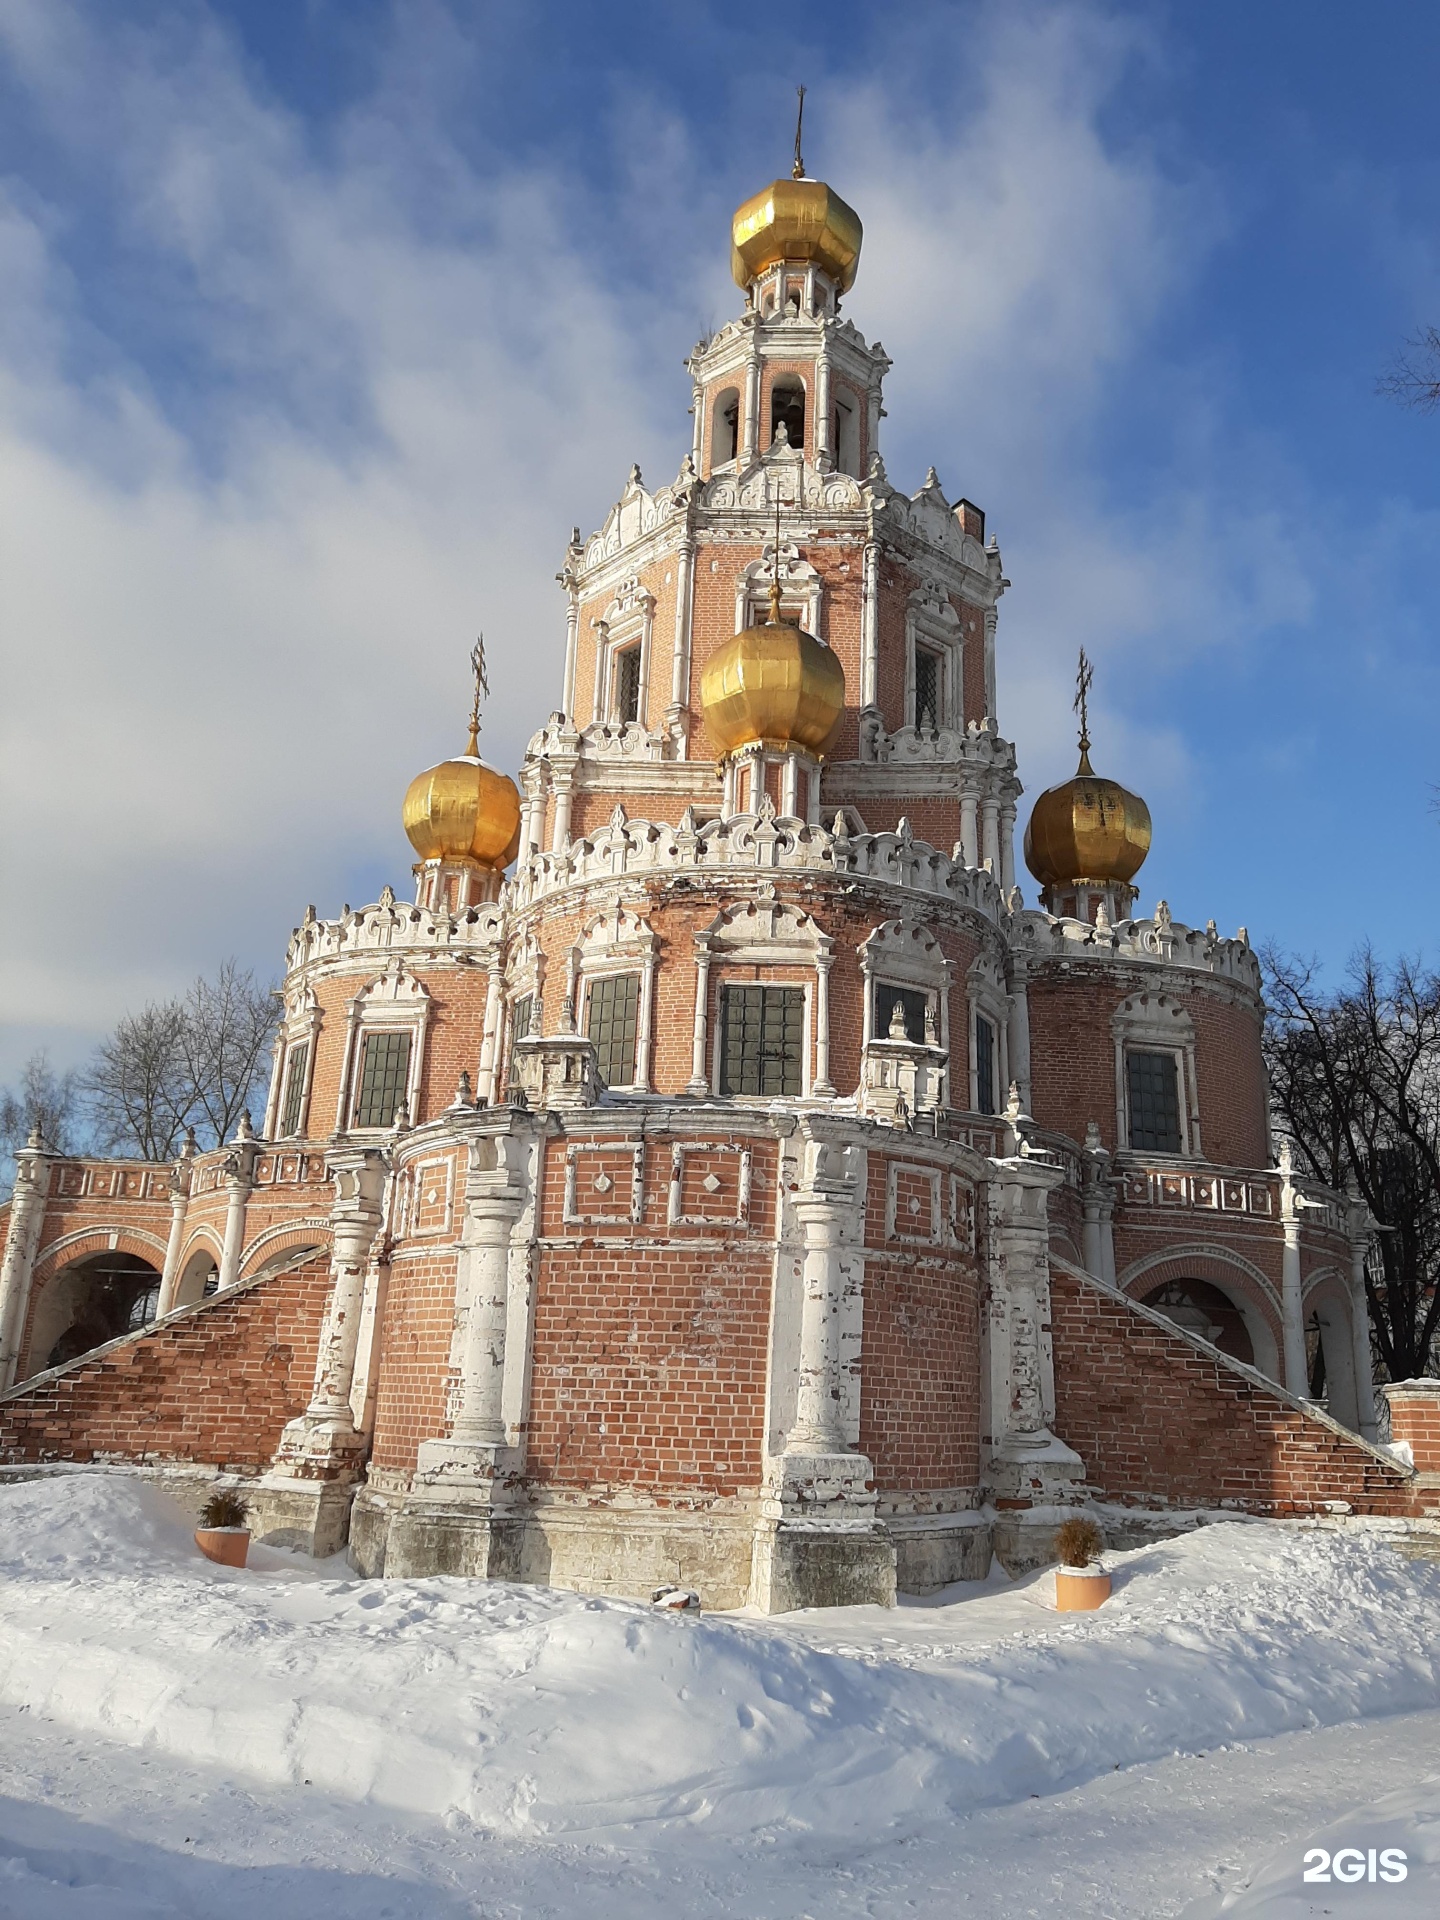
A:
[1385,1385,1440,1476]
[522,1132,775,1496]
[367,1246,460,1475]
[0,1259,331,1473]
[1049,1266,1415,1516]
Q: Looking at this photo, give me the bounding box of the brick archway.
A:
[1118,1247,1282,1383]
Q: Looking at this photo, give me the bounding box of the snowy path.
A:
[2,1702,1439,1917]
[1,1475,1439,1915]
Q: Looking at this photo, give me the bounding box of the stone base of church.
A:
[382,1498,526,1582]
[749,1519,897,1613]
[887,1511,994,1592]
[248,1475,358,1558]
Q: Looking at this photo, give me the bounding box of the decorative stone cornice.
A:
[285,890,504,975]
[1013,906,1262,992]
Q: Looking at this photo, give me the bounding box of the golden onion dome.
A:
[731,176,863,293]
[402,721,521,869]
[700,583,846,756]
[1024,744,1152,890]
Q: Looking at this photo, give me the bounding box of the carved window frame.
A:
[591,580,656,729]
[967,954,1011,1118]
[905,588,965,731]
[569,906,658,1093]
[859,920,952,1055]
[699,898,832,1099]
[334,966,431,1134]
[1112,991,1201,1159]
[734,544,823,637]
[264,984,321,1139]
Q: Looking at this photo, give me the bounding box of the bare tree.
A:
[0,1052,83,1194]
[85,962,279,1161]
[86,1000,194,1161]
[1264,945,1440,1382]
[177,960,281,1146]
[1377,326,1440,414]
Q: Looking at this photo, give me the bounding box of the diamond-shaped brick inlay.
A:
[593,1172,613,1194]
[702,1171,722,1193]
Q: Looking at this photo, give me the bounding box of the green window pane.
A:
[1127,1049,1181,1153]
[586,973,640,1088]
[719,985,804,1097]
[354,1030,411,1129]
[280,1042,309,1137]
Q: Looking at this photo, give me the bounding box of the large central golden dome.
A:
[403,722,521,869]
[1024,745,1152,890]
[731,177,863,292]
[700,586,846,756]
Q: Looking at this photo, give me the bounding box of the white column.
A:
[0,1135,51,1391]
[780,752,799,818]
[690,381,704,468]
[476,961,505,1105]
[999,802,1016,893]
[814,349,833,471]
[689,941,713,1093]
[448,1193,525,1446]
[1006,956,1032,1113]
[561,573,580,718]
[788,1196,850,1453]
[669,534,696,755]
[741,338,761,465]
[156,1149,194,1317]
[812,950,835,1098]
[1279,1145,1308,1395]
[550,775,574,852]
[960,790,979,868]
[981,797,1000,873]
[1348,1211,1378,1440]
[983,607,998,725]
[860,539,880,710]
[865,381,882,469]
[290,1150,387,1443]
[218,1173,250,1290]
[634,948,658,1093]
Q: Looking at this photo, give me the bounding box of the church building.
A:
[0,155,1431,1609]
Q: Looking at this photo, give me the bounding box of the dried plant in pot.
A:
[1052,1513,1110,1611]
[195,1488,252,1568]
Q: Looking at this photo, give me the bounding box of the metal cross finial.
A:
[793,84,807,180]
[1074,647,1094,769]
[466,635,488,756]
[769,496,784,622]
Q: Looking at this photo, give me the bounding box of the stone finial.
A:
[1084,1119,1104,1152]
[452,1070,474,1109]
[1206,918,1218,940]
[25,1124,42,1152]
[379,884,396,910]
[392,1099,411,1133]
[1095,899,1112,932]
[887,999,908,1041]
[1238,927,1250,948]
[923,465,941,489]
[1004,1081,1022,1127]
[1155,899,1172,932]
[627,463,642,487]
[235,1110,254,1143]
[771,420,790,448]
[832,810,850,840]
[182,1127,197,1158]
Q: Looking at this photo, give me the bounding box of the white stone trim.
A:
[572,905,658,1092]
[561,1140,645,1227]
[905,584,964,730]
[335,964,431,1134]
[1112,990,1201,1158]
[666,1142,753,1228]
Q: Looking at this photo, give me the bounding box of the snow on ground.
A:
[0,1473,1439,1915]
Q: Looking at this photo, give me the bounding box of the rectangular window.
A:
[354,1030,412,1129]
[1127,1049,1182,1153]
[975,1015,996,1116]
[613,645,642,725]
[874,982,930,1045]
[507,994,534,1091]
[280,1042,309,1137]
[914,646,942,730]
[585,973,640,1088]
[719,985,804,1097]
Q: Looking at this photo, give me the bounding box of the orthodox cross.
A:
[1074,647,1094,765]
[793,85,807,180]
[769,497,784,622]
[466,635,489,756]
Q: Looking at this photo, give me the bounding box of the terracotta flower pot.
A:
[1054,1565,1111,1611]
[195,1526,251,1568]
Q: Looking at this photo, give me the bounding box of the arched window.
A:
[833,395,859,476]
[712,386,740,466]
[770,378,805,452]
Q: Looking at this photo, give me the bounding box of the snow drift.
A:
[0,1474,1437,1847]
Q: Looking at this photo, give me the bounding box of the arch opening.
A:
[28,1251,162,1376]
[712,386,739,466]
[176,1247,220,1309]
[1140,1277,1255,1368]
[770,378,805,452]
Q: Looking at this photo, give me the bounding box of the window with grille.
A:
[586,973,640,1088]
[507,995,534,1090]
[719,985,804,1097]
[354,1030,412,1129]
[1127,1049,1182,1153]
[613,646,642,725]
[975,1014,996,1116]
[874,982,929,1044]
[914,646,943,729]
[280,1042,309,1137]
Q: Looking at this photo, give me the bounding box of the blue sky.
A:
[2,0,1438,1082]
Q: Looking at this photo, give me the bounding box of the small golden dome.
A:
[731,177,863,293]
[700,586,846,756]
[1024,746,1152,890]
[402,723,521,869]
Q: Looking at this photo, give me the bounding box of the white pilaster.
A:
[0,1134,52,1391]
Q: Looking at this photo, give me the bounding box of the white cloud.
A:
[0,0,1356,1080]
